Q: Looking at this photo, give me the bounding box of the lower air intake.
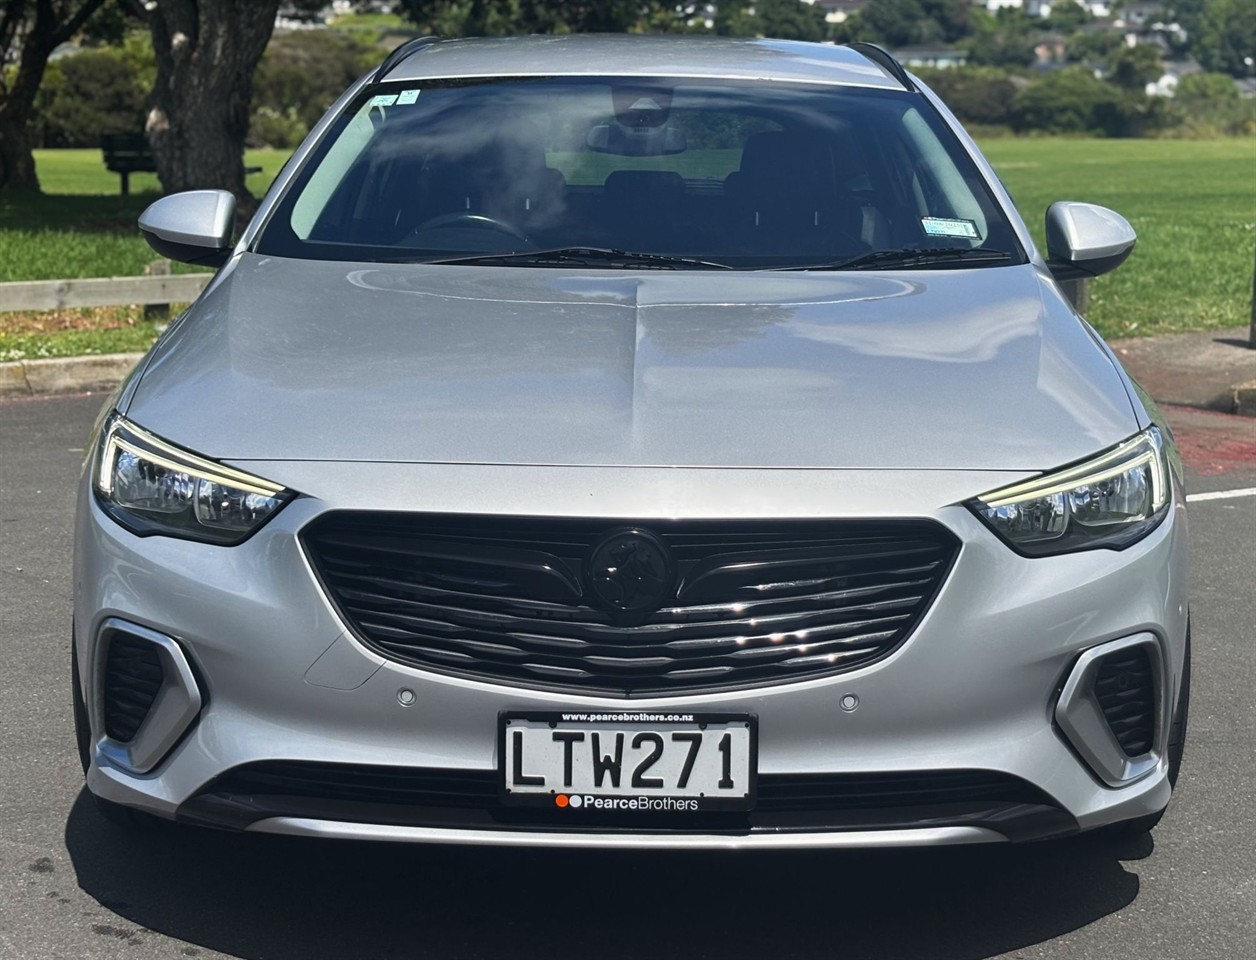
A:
[1094,645,1156,757]
[102,631,165,742]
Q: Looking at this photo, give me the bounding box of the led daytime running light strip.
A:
[98,420,285,499]
[980,432,1164,510]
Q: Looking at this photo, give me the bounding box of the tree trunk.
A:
[0,114,40,191]
[0,0,108,192]
[146,0,278,212]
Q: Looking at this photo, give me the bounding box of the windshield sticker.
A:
[370,94,398,108]
[397,89,421,105]
[922,217,980,239]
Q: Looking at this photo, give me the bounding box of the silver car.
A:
[73,36,1190,849]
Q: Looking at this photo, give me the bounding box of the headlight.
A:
[969,428,1170,556]
[93,414,293,544]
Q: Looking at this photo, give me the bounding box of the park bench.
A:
[100,133,264,196]
[101,133,156,196]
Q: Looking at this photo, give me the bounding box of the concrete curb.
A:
[0,353,143,399]
[1236,380,1256,419]
[1111,326,1256,418]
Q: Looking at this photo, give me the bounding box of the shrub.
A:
[248,29,379,149]
[1169,73,1255,137]
[916,66,1020,126]
[1011,67,1119,134]
[31,48,146,148]
[1092,91,1177,137]
[1174,72,1240,107]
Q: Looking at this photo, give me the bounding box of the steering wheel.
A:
[412,212,532,246]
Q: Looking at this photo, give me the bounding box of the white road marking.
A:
[1186,487,1256,503]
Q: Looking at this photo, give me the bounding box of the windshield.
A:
[256,76,1026,270]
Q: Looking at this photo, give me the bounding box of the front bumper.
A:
[251,820,1005,849]
[73,464,1190,848]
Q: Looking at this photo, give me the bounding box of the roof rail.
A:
[847,42,915,92]
[373,35,440,83]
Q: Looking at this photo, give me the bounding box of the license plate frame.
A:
[498,711,758,813]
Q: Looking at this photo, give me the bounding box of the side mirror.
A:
[138,189,236,267]
[1045,202,1136,281]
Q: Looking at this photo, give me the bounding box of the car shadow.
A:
[66,791,1149,960]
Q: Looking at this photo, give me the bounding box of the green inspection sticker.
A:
[397,89,421,105]
[921,217,980,240]
[370,94,398,108]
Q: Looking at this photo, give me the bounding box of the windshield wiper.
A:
[423,247,734,270]
[778,247,1014,272]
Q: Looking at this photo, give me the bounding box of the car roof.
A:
[378,35,905,90]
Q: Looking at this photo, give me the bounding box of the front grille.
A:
[1094,646,1156,757]
[302,514,958,695]
[102,631,164,742]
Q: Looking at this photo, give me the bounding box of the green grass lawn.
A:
[0,148,290,283]
[0,315,168,363]
[981,138,1256,337]
[1,139,1253,362]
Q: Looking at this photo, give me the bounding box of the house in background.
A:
[1115,1,1172,29]
[982,0,1056,15]
[977,0,1116,15]
[894,45,970,69]
[809,1,868,24]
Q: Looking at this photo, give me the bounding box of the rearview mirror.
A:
[586,122,686,157]
[1045,202,1136,281]
[138,189,236,267]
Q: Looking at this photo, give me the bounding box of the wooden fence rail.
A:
[0,271,211,313]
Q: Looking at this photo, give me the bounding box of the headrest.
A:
[738,131,834,187]
[603,170,686,199]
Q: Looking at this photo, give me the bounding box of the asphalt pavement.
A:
[1,392,1253,960]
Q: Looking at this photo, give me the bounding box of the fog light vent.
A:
[1094,646,1155,757]
[103,633,165,742]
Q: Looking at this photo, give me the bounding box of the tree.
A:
[0,0,109,191]
[714,0,757,36]
[1043,0,1090,34]
[145,0,280,209]
[1193,0,1256,78]
[635,1,709,33]
[756,0,826,42]
[397,1,656,36]
[853,0,973,48]
[1065,27,1122,64]
[967,32,1035,68]
[848,0,916,47]
[1107,43,1163,92]
[965,8,1036,68]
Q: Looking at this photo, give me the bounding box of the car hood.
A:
[125,254,1136,471]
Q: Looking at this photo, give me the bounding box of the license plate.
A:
[500,711,757,812]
